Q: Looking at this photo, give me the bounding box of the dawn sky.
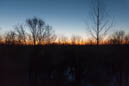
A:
[0,0,129,38]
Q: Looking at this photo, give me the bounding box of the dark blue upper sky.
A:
[0,0,129,38]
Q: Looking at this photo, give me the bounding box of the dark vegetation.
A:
[0,0,129,86]
[0,7,129,86]
[1,44,129,86]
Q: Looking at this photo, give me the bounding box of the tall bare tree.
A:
[88,0,113,45]
[26,17,56,45]
[14,24,26,45]
[26,17,45,45]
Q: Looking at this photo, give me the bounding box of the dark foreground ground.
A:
[0,45,129,86]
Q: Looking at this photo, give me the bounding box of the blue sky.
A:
[0,0,129,38]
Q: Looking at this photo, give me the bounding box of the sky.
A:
[0,0,129,38]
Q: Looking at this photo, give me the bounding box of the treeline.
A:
[0,17,129,45]
[0,17,57,45]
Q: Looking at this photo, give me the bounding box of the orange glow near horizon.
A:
[0,39,112,45]
[1,38,128,45]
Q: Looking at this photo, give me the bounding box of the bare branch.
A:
[26,17,56,45]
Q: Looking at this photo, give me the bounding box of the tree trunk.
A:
[97,7,100,46]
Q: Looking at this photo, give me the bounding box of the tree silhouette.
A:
[42,25,56,44]
[109,30,125,45]
[14,24,26,45]
[26,17,45,45]
[71,35,81,45]
[58,36,68,45]
[0,28,2,44]
[87,37,95,45]
[0,35,2,44]
[5,31,16,45]
[88,0,113,45]
[26,17,56,45]
[124,33,129,44]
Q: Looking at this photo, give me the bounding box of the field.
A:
[0,45,129,86]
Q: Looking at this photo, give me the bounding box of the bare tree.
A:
[71,35,81,45]
[14,24,26,45]
[0,35,2,44]
[109,30,125,45]
[5,31,16,45]
[26,17,56,45]
[58,36,68,45]
[42,25,56,44]
[87,38,95,45]
[88,0,113,45]
[124,33,129,44]
[26,17,45,45]
[0,28,2,44]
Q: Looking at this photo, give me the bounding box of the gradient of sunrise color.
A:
[0,0,129,40]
